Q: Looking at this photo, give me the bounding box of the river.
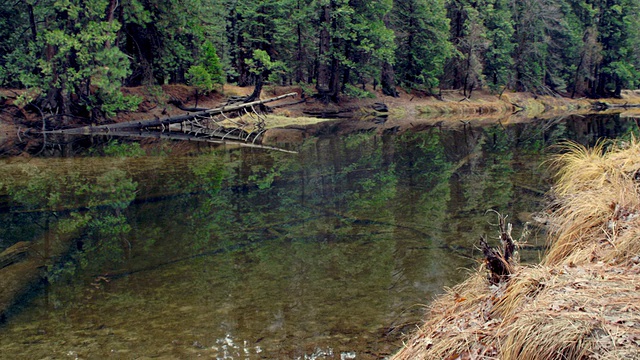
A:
[0,113,636,359]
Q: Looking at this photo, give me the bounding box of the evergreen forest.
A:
[1,0,639,119]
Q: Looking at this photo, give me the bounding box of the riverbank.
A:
[391,140,640,359]
[2,85,640,155]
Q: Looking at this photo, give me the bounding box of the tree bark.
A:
[245,74,264,102]
[26,3,37,42]
[381,62,399,97]
[316,3,332,102]
[104,0,118,48]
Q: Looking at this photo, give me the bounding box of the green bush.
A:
[187,65,214,93]
[344,84,375,99]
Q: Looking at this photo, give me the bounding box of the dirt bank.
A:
[2,85,640,155]
[392,140,640,359]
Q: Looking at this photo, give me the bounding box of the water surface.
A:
[0,114,636,359]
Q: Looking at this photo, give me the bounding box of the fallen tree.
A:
[43,93,298,143]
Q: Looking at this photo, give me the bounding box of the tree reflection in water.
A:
[0,114,637,359]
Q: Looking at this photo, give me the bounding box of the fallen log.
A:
[99,129,298,153]
[0,242,30,270]
[592,101,640,110]
[44,92,297,135]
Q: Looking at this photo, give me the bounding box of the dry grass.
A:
[416,99,514,116]
[414,91,599,120]
[392,139,640,360]
[545,140,640,266]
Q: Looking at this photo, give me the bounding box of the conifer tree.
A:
[483,0,515,92]
[392,0,453,93]
[443,0,489,97]
[315,0,395,101]
[3,0,137,120]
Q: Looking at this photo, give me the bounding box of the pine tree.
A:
[443,0,489,97]
[392,0,452,93]
[483,0,515,92]
[315,0,395,101]
[3,0,137,120]
[592,0,640,97]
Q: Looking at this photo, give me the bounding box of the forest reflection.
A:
[0,113,637,358]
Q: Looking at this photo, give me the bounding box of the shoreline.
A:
[391,140,640,359]
[2,85,640,155]
[1,92,639,356]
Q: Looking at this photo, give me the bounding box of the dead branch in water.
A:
[43,92,297,135]
[480,211,518,284]
[0,242,30,270]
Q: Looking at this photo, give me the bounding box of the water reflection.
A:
[0,114,637,359]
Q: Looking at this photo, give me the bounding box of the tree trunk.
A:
[27,3,37,42]
[316,4,332,102]
[571,53,585,98]
[341,44,351,93]
[123,24,156,85]
[295,0,304,83]
[330,56,340,101]
[245,74,263,102]
[227,4,249,87]
[104,0,118,48]
[296,22,304,83]
[381,62,399,97]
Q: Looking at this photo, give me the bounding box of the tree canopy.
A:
[1,0,639,116]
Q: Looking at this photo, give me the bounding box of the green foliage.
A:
[102,140,145,157]
[188,154,227,193]
[186,40,225,93]
[248,167,280,190]
[1,160,139,282]
[90,140,145,157]
[1,0,639,105]
[483,0,515,92]
[187,65,214,93]
[246,49,283,76]
[343,84,376,99]
[443,0,489,93]
[201,41,225,85]
[393,0,452,91]
[315,0,396,97]
[1,0,139,119]
[592,0,640,96]
[98,91,142,118]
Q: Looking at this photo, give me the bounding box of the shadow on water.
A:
[0,113,638,359]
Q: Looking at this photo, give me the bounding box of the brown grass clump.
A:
[545,140,640,266]
[416,99,514,116]
[392,139,640,360]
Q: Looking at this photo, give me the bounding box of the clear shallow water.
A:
[0,114,636,359]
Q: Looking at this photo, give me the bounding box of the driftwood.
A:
[371,102,388,112]
[303,109,355,119]
[0,242,30,270]
[480,212,517,284]
[44,93,297,136]
[593,101,640,110]
[40,93,298,151]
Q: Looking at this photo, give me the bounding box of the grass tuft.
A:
[392,138,640,360]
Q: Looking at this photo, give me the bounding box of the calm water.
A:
[0,114,636,359]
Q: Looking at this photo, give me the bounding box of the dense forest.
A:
[1,0,639,120]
